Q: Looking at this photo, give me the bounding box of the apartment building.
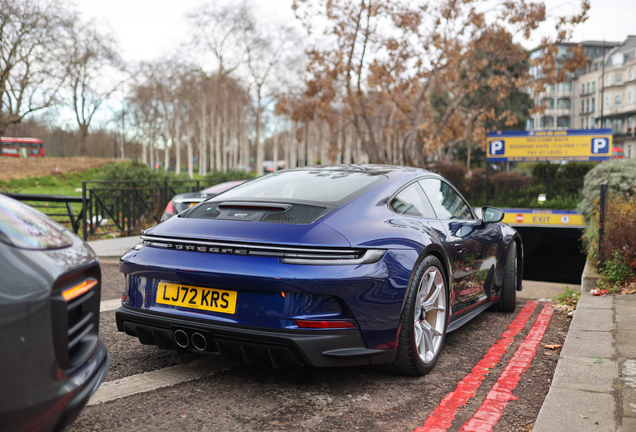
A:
[527,37,636,159]
[579,36,636,158]
[527,41,618,132]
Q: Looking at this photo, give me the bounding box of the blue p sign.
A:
[592,138,609,154]
[490,140,505,155]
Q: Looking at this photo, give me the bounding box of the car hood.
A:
[145,216,351,247]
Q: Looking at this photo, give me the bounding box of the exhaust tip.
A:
[174,329,189,348]
[191,332,207,351]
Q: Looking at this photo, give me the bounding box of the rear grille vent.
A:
[184,202,327,225]
[262,204,327,224]
[51,266,101,370]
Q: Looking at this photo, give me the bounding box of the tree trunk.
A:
[273,132,279,171]
[187,133,194,179]
[175,116,182,175]
[215,111,222,171]
[78,124,89,156]
[199,102,207,177]
[255,109,263,175]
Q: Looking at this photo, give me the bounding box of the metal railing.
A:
[4,193,88,233]
[81,179,201,240]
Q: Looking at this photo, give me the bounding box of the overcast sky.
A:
[73,0,635,64]
[73,0,299,63]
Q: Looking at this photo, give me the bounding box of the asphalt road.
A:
[70,262,569,432]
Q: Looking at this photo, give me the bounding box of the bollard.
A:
[598,180,609,264]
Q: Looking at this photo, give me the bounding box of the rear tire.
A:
[497,243,518,313]
[389,255,449,376]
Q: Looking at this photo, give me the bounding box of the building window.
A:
[606,96,610,107]
[628,116,633,129]
[591,116,595,128]
[541,117,554,128]
[586,83,590,93]
[592,82,596,93]
[586,99,590,112]
[557,98,571,109]
[613,118,622,133]
[630,68,635,81]
[616,73,623,84]
[613,54,624,66]
[615,94,622,106]
[629,91,633,104]
[557,82,571,92]
[581,119,585,129]
[627,144,633,158]
[586,117,589,129]
[581,100,585,112]
[605,119,610,128]
[592,98,595,112]
[581,84,585,94]
[606,75,611,86]
[557,117,570,128]
[543,98,555,108]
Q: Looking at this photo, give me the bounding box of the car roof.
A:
[286,164,433,179]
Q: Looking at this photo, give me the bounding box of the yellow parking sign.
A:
[487,129,612,162]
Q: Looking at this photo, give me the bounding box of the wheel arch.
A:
[399,244,452,324]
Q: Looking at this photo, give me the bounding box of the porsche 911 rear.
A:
[116,168,421,368]
[116,232,416,368]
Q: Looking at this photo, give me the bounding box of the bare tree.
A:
[0,0,75,135]
[186,1,250,79]
[65,19,125,155]
[242,22,300,175]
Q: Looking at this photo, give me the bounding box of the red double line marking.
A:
[416,301,538,432]
[458,303,554,431]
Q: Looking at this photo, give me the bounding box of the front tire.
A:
[390,255,449,376]
[497,243,518,313]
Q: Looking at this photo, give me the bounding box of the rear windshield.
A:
[211,170,385,204]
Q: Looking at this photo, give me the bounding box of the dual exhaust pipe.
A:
[173,329,208,351]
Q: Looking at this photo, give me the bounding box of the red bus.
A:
[1,137,46,157]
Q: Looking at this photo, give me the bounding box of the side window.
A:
[419,178,474,220]
[389,184,435,218]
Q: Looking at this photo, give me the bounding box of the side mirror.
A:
[481,206,504,223]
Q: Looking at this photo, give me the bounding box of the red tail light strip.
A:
[295,320,355,329]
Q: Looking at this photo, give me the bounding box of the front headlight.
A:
[0,195,72,250]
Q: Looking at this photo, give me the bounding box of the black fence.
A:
[4,193,87,233]
[81,179,201,240]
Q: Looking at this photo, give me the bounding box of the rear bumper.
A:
[116,305,395,368]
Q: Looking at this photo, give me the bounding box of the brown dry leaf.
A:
[578,414,587,419]
[545,344,562,350]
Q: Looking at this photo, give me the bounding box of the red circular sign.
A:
[515,214,524,223]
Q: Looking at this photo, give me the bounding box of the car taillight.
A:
[165,200,175,215]
[295,320,355,329]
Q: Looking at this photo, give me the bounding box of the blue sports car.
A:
[116,165,523,376]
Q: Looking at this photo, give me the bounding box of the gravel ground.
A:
[81,263,570,431]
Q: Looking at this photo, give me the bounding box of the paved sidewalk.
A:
[534,292,636,431]
[87,235,141,258]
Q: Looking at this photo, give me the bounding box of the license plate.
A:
[156,282,237,314]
